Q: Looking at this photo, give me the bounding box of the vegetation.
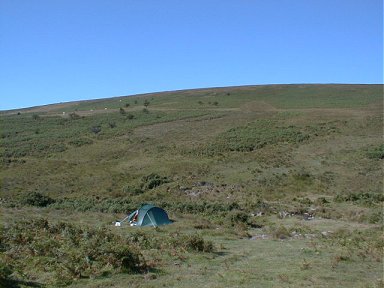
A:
[0,219,147,285]
[22,191,56,207]
[0,84,383,287]
[366,144,384,160]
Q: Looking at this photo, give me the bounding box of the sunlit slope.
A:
[1,84,382,204]
[2,84,382,115]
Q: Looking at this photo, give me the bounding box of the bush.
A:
[227,210,250,226]
[32,114,40,120]
[116,246,144,273]
[22,192,55,207]
[366,144,384,159]
[334,192,384,206]
[0,260,13,287]
[126,113,135,120]
[172,234,214,253]
[91,125,101,134]
[69,112,81,120]
[141,174,169,190]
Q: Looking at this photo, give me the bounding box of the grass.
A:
[1,207,382,287]
[0,84,383,287]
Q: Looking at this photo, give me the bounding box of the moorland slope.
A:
[1,84,383,287]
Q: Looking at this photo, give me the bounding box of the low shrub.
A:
[90,125,101,134]
[122,185,144,195]
[69,112,81,120]
[172,234,214,253]
[368,210,383,224]
[141,173,169,190]
[32,114,40,120]
[326,228,383,261]
[126,113,135,119]
[210,120,310,153]
[293,171,313,182]
[270,225,291,240]
[0,260,14,287]
[50,197,136,213]
[247,216,268,228]
[38,197,246,220]
[1,219,147,285]
[160,200,241,216]
[226,210,250,226]
[22,192,55,207]
[366,144,384,159]
[193,219,214,230]
[335,192,384,206]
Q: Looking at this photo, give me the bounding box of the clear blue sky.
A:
[1,0,382,110]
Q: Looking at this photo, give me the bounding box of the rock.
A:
[278,211,290,219]
[250,234,269,240]
[321,231,333,237]
[303,213,314,220]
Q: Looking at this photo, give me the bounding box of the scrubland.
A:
[1,84,383,287]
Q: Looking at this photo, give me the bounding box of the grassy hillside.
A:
[1,84,383,287]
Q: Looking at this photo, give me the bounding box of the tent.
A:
[117,204,172,227]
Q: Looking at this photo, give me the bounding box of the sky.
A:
[0,0,383,110]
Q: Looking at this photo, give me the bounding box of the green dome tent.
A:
[120,204,172,227]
